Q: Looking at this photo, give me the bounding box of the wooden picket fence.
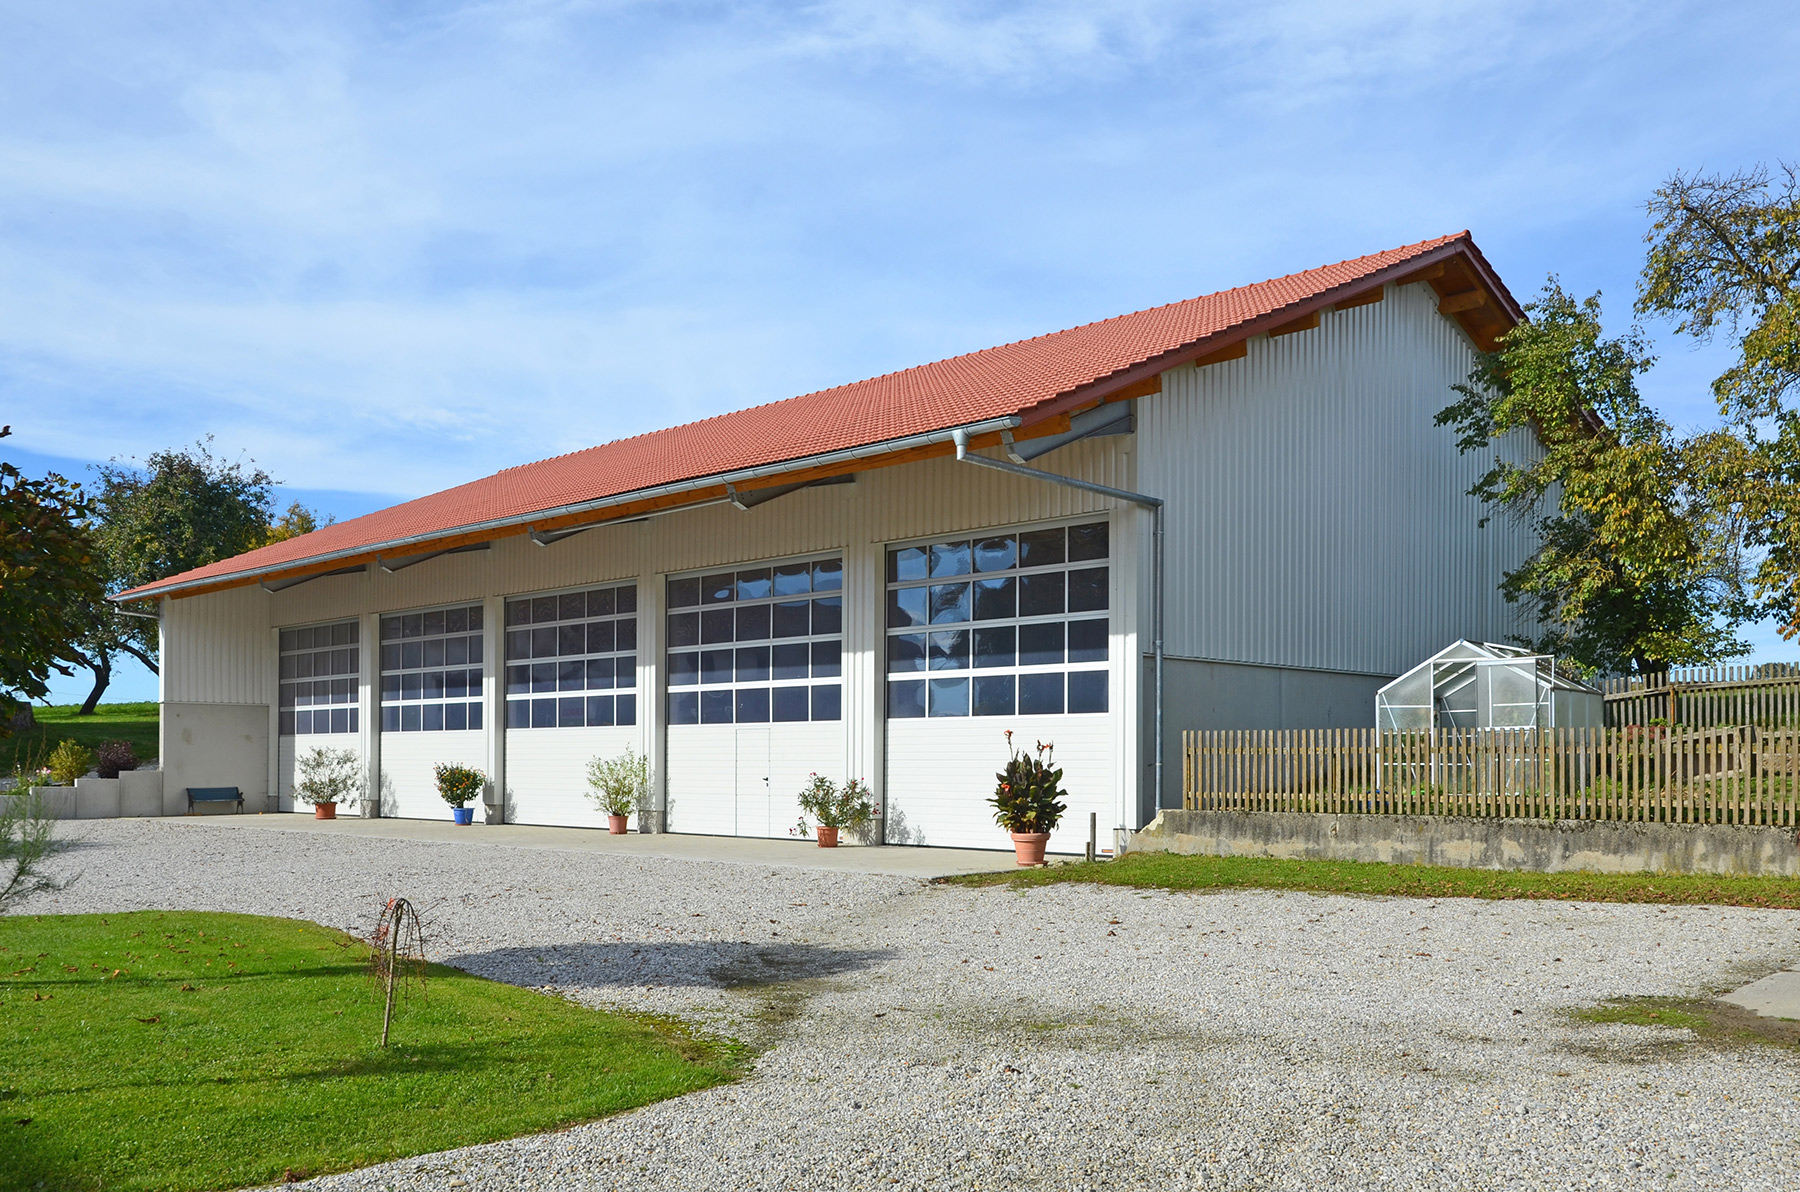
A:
[1182,726,1800,826]
[1602,663,1800,729]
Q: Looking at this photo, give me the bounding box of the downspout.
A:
[951,427,1165,841]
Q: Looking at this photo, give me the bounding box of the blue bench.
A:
[186,786,245,814]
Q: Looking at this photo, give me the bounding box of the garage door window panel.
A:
[502,583,638,730]
[379,606,482,733]
[279,620,360,737]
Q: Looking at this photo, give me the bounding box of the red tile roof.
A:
[123,232,1510,599]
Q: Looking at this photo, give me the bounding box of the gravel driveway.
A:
[18,819,1800,1191]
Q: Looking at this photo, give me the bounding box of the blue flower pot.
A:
[452,807,474,825]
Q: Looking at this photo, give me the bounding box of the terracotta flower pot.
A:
[313,802,337,820]
[815,826,840,849]
[608,814,628,834]
[1011,831,1050,866]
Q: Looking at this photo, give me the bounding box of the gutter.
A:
[116,415,1025,601]
[949,427,1165,843]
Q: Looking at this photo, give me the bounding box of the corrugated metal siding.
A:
[161,585,274,704]
[1138,282,1535,677]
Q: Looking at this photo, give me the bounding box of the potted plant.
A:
[990,733,1067,866]
[434,763,486,825]
[585,748,647,834]
[791,774,877,848]
[295,746,363,820]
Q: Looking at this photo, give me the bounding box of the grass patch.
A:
[3,702,159,774]
[944,851,1800,909]
[1567,995,1800,1054]
[0,911,741,1192]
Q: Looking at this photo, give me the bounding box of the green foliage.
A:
[948,851,1800,908]
[263,500,334,545]
[0,787,70,911]
[1437,280,1747,674]
[0,912,741,1192]
[92,740,137,779]
[585,748,648,816]
[989,734,1067,834]
[0,428,104,732]
[793,774,876,831]
[1637,164,1800,639]
[0,703,158,777]
[433,762,486,807]
[44,740,92,787]
[294,747,363,808]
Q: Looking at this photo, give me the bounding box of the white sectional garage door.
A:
[276,619,362,813]
[882,519,1117,853]
[664,556,846,838]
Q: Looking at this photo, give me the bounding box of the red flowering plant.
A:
[989,732,1067,835]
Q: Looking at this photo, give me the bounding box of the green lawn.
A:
[3,702,159,775]
[947,851,1800,908]
[0,912,742,1192]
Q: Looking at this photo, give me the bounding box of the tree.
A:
[264,500,333,545]
[1638,164,1800,639]
[1438,282,1749,676]
[0,426,105,733]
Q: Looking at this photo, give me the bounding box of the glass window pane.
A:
[401,613,424,638]
[929,583,971,624]
[887,679,925,719]
[530,662,556,693]
[558,661,584,691]
[811,684,841,721]
[588,588,615,617]
[974,535,1017,572]
[280,683,296,708]
[423,639,446,668]
[557,696,584,727]
[615,619,637,651]
[445,670,468,699]
[1067,618,1109,663]
[972,576,1016,620]
[401,673,422,700]
[811,596,842,635]
[383,705,401,732]
[468,634,483,663]
[887,633,926,673]
[505,600,530,627]
[530,627,557,659]
[773,642,810,680]
[527,597,554,625]
[504,630,528,661]
[701,608,734,644]
[1068,566,1109,612]
[668,652,699,686]
[811,639,841,678]
[443,703,467,732]
[279,654,296,680]
[1019,622,1065,667]
[467,666,485,693]
[668,691,698,725]
[888,587,928,628]
[446,636,469,666]
[559,624,587,656]
[812,558,843,591]
[279,710,296,735]
[772,600,809,638]
[1019,672,1064,715]
[667,611,699,648]
[701,649,734,684]
[588,620,615,654]
[736,569,772,600]
[332,708,353,733]
[616,693,636,725]
[973,674,1016,717]
[929,540,971,577]
[772,686,809,722]
[296,710,315,735]
[382,616,403,641]
[559,592,586,621]
[586,656,615,690]
[467,606,483,631]
[423,703,444,732]
[615,656,634,685]
[735,688,770,723]
[467,703,482,730]
[736,604,771,641]
[1018,572,1065,617]
[506,665,529,695]
[611,586,634,615]
[700,689,733,723]
[887,546,927,583]
[973,626,1015,668]
[736,646,771,683]
[507,700,530,728]
[424,671,445,700]
[928,677,970,717]
[667,577,700,609]
[928,630,969,670]
[382,674,401,699]
[1067,670,1108,713]
[422,610,446,637]
[280,628,300,651]
[1068,521,1109,562]
[586,695,615,726]
[380,643,401,671]
[445,607,468,634]
[1018,528,1066,568]
[532,698,557,728]
[701,573,735,604]
[773,562,812,596]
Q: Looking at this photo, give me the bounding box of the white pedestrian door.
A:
[735,726,772,837]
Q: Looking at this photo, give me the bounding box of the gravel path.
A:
[18,819,1800,1191]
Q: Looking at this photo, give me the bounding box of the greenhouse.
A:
[1375,640,1603,732]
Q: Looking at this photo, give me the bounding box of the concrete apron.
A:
[1134,809,1800,878]
[1722,970,1800,1021]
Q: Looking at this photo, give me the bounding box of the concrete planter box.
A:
[119,770,164,817]
[74,776,121,819]
[29,785,77,820]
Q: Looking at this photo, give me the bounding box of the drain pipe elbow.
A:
[951,427,970,460]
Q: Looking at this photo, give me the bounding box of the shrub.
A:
[295,747,364,808]
[585,749,647,817]
[989,733,1067,835]
[94,739,138,779]
[793,774,877,832]
[433,763,486,807]
[45,739,93,786]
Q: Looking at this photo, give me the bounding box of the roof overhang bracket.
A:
[260,564,369,593]
[728,473,856,512]
[1012,400,1135,463]
[377,542,489,573]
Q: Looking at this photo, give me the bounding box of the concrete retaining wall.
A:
[1132,809,1800,877]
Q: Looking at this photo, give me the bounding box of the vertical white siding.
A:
[161,584,274,704]
[1138,282,1535,677]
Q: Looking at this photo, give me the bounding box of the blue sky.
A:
[5,1,1797,703]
